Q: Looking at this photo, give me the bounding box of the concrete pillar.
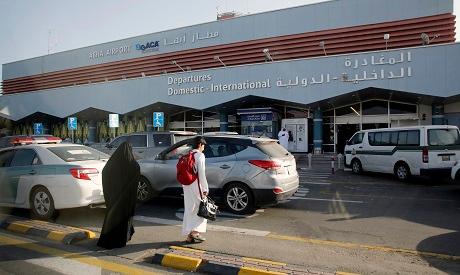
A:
[220,112,228,132]
[146,114,154,132]
[432,105,445,125]
[313,108,323,154]
[88,120,97,143]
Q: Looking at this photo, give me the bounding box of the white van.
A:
[344,125,460,180]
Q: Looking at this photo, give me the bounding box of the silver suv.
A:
[99,131,196,159]
[137,135,299,214]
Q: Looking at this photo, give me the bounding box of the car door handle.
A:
[220,165,231,169]
[358,146,363,149]
[29,170,37,175]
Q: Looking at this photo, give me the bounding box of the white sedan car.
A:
[452,161,460,181]
[0,143,109,219]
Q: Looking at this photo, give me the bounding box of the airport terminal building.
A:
[1,0,459,153]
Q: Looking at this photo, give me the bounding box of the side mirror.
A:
[105,143,113,149]
[346,140,352,146]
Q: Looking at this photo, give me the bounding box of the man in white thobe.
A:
[278,128,289,149]
[182,136,209,243]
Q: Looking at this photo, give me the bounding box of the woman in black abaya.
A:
[97,141,139,249]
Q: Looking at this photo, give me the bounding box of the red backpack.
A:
[176,151,197,185]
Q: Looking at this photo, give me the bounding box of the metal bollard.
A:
[331,155,336,174]
[307,153,312,169]
[337,153,343,170]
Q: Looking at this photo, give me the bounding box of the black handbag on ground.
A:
[196,178,218,221]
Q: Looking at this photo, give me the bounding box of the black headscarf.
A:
[97,142,140,249]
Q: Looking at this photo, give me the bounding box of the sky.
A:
[0,0,459,92]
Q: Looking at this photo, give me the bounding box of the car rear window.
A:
[255,141,289,158]
[174,134,196,143]
[48,146,110,162]
[428,129,460,146]
[153,134,171,147]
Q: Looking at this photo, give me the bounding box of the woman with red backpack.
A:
[181,136,208,243]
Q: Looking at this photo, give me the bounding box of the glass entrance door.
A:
[336,124,360,153]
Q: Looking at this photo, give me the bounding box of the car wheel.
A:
[223,183,254,215]
[137,176,153,203]
[30,186,56,220]
[351,159,362,174]
[395,162,411,181]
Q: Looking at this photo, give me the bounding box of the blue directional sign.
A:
[33,123,43,135]
[153,112,164,128]
[68,117,77,130]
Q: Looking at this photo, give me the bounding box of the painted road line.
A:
[238,266,286,275]
[175,208,259,219]
[304,176,330,178]
[242,257,287,266]
[170,245,206,254]
[153,247,326,275]
[134,216,181,226]
[134,215,271,237]
[267,234,460,262]
[299,174,331,177]
[318,191,460,203]
[300,181,331,185]
[296,190,309,193]
[0,233,158,275]
[298,172,331,175]
[289,197,364,203]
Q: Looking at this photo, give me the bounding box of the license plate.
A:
[442,155,450,161]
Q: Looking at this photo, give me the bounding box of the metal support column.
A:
[220,111,228,132]
[313,108,323,154]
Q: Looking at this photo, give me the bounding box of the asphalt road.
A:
[2,162,460,274]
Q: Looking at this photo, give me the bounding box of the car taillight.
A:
[422,147,429,163]
[69,168,99,180]
[273,187,284,194]
[248,160,281,170]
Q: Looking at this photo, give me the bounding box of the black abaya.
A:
[97,142,139,249]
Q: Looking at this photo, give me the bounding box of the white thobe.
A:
[278,130,289,149]
[182,149,209,236]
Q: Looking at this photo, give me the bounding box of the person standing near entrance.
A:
[278,128,289,149]
[182,136,209,243]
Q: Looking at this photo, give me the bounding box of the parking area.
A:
[2,154,460,274]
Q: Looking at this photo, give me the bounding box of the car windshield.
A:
[48,146,110,162]
[255,141,290,157]
[428,128,460,146]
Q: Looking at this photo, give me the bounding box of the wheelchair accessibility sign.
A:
[153,112,164,128]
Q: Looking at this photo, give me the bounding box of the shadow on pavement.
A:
[416,231,460,274]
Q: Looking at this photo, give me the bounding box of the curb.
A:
[0,216,96,244]
[152,246,334,275]
[152,251,285,274]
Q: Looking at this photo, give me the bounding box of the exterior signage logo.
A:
[89,45,130,60]
[166,50,413,97]
[135,41,160,53]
